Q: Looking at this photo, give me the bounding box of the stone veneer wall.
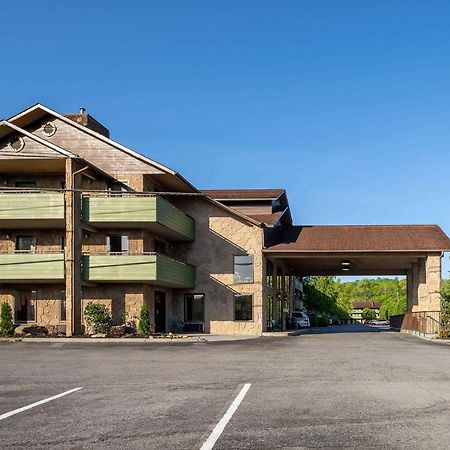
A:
[0,231,64,253]
[169,197,265,335]
[0,285,65,328]
[82,284,173,333]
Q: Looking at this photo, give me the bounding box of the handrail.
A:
[0,189,65,194]
[0,250,65,254]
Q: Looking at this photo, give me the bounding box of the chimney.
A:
[64,107,110,138]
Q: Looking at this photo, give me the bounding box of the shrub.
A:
[437,328,449,340]
[361,308,377,321]
[0,303,14,335]
[138,303,151,335]
[84,303,112,334]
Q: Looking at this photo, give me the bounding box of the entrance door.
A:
[15,290,36,322]
[154,291,166,333]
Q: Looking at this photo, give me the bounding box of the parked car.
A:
[368,319,390,326]
[291,311,310,328]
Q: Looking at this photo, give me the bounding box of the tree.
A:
[361,308,377,321]
[441,280,450,328]
[0,303,14,335]
[138,303,151,335]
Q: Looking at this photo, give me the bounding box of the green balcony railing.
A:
[0,252,65,283]
[82,253,195,288]
[0,191,65,228]
[82,194,195,241]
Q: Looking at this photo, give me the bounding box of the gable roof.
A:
[202,189,285,201]
[248,211,284,226]
[7,103,197,192]
[0,121,118,181]
[265,225,450,252]
[0,121,77,158]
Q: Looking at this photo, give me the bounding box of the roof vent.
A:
[79,107,86,114]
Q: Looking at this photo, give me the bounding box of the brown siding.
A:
[27,116,165,176]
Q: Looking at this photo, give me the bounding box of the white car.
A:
[291,311,310,328]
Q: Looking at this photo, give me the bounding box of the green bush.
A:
[84,303,112,334]
[138,303,151,335]
[0,303,14,335]
[437,328,449,340]
[361,308,377,321]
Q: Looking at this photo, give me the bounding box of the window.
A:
[60,236,65,251]
[184,294,204,322]
[9,137,25,152]
[266,260,274,287]
[234,255,253,283]
[276,268,283,290]
[234,295,253,321]
[108,181,129,193]
[155,239,167,254]
[16,236,36,252]
[15,290,36,322]
[106,235,128,253]
[15,181,36,188]
[43,122,57,137]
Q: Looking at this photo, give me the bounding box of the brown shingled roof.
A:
[248,212,283,226]
[201,189,284,200]
[265,225,450,252]
[353,301,382,309]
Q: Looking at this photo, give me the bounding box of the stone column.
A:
[406,268,414,311]
[412,254,442,312]
[425,254,442,311]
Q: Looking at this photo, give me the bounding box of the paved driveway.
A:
[1,325,450,449]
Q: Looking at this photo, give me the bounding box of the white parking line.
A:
[200,383,251,450]
[0,387,83,421]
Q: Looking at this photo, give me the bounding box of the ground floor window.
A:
[184,294,204,322]
[15,290,37,322]
[234,294,253,321]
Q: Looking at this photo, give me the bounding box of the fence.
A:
[390,311,441,336]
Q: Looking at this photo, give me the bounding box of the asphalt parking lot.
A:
[1,325,450,449]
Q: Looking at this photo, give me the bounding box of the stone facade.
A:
[170,197,265,335]
[408,254,442,312]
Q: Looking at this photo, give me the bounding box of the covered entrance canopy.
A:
[264,225,450,312]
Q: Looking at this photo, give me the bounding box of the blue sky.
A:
[2,1,449,277]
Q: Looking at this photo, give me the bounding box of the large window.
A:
[234,295,253,321]
[234,255,254,283]
[16,236,36,252]
[106,235,129,253]
[184,294,204,322]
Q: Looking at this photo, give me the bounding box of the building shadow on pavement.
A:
[298,324,395,335]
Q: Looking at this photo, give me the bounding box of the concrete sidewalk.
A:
[1,334,259,344]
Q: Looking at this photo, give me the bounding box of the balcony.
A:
[0,191,65,228]
[82,253,195,288]
[82,194,195,241]
[0,252,65,283]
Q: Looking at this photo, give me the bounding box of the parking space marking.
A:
[0,387,83,422]
[200,383,251,450]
